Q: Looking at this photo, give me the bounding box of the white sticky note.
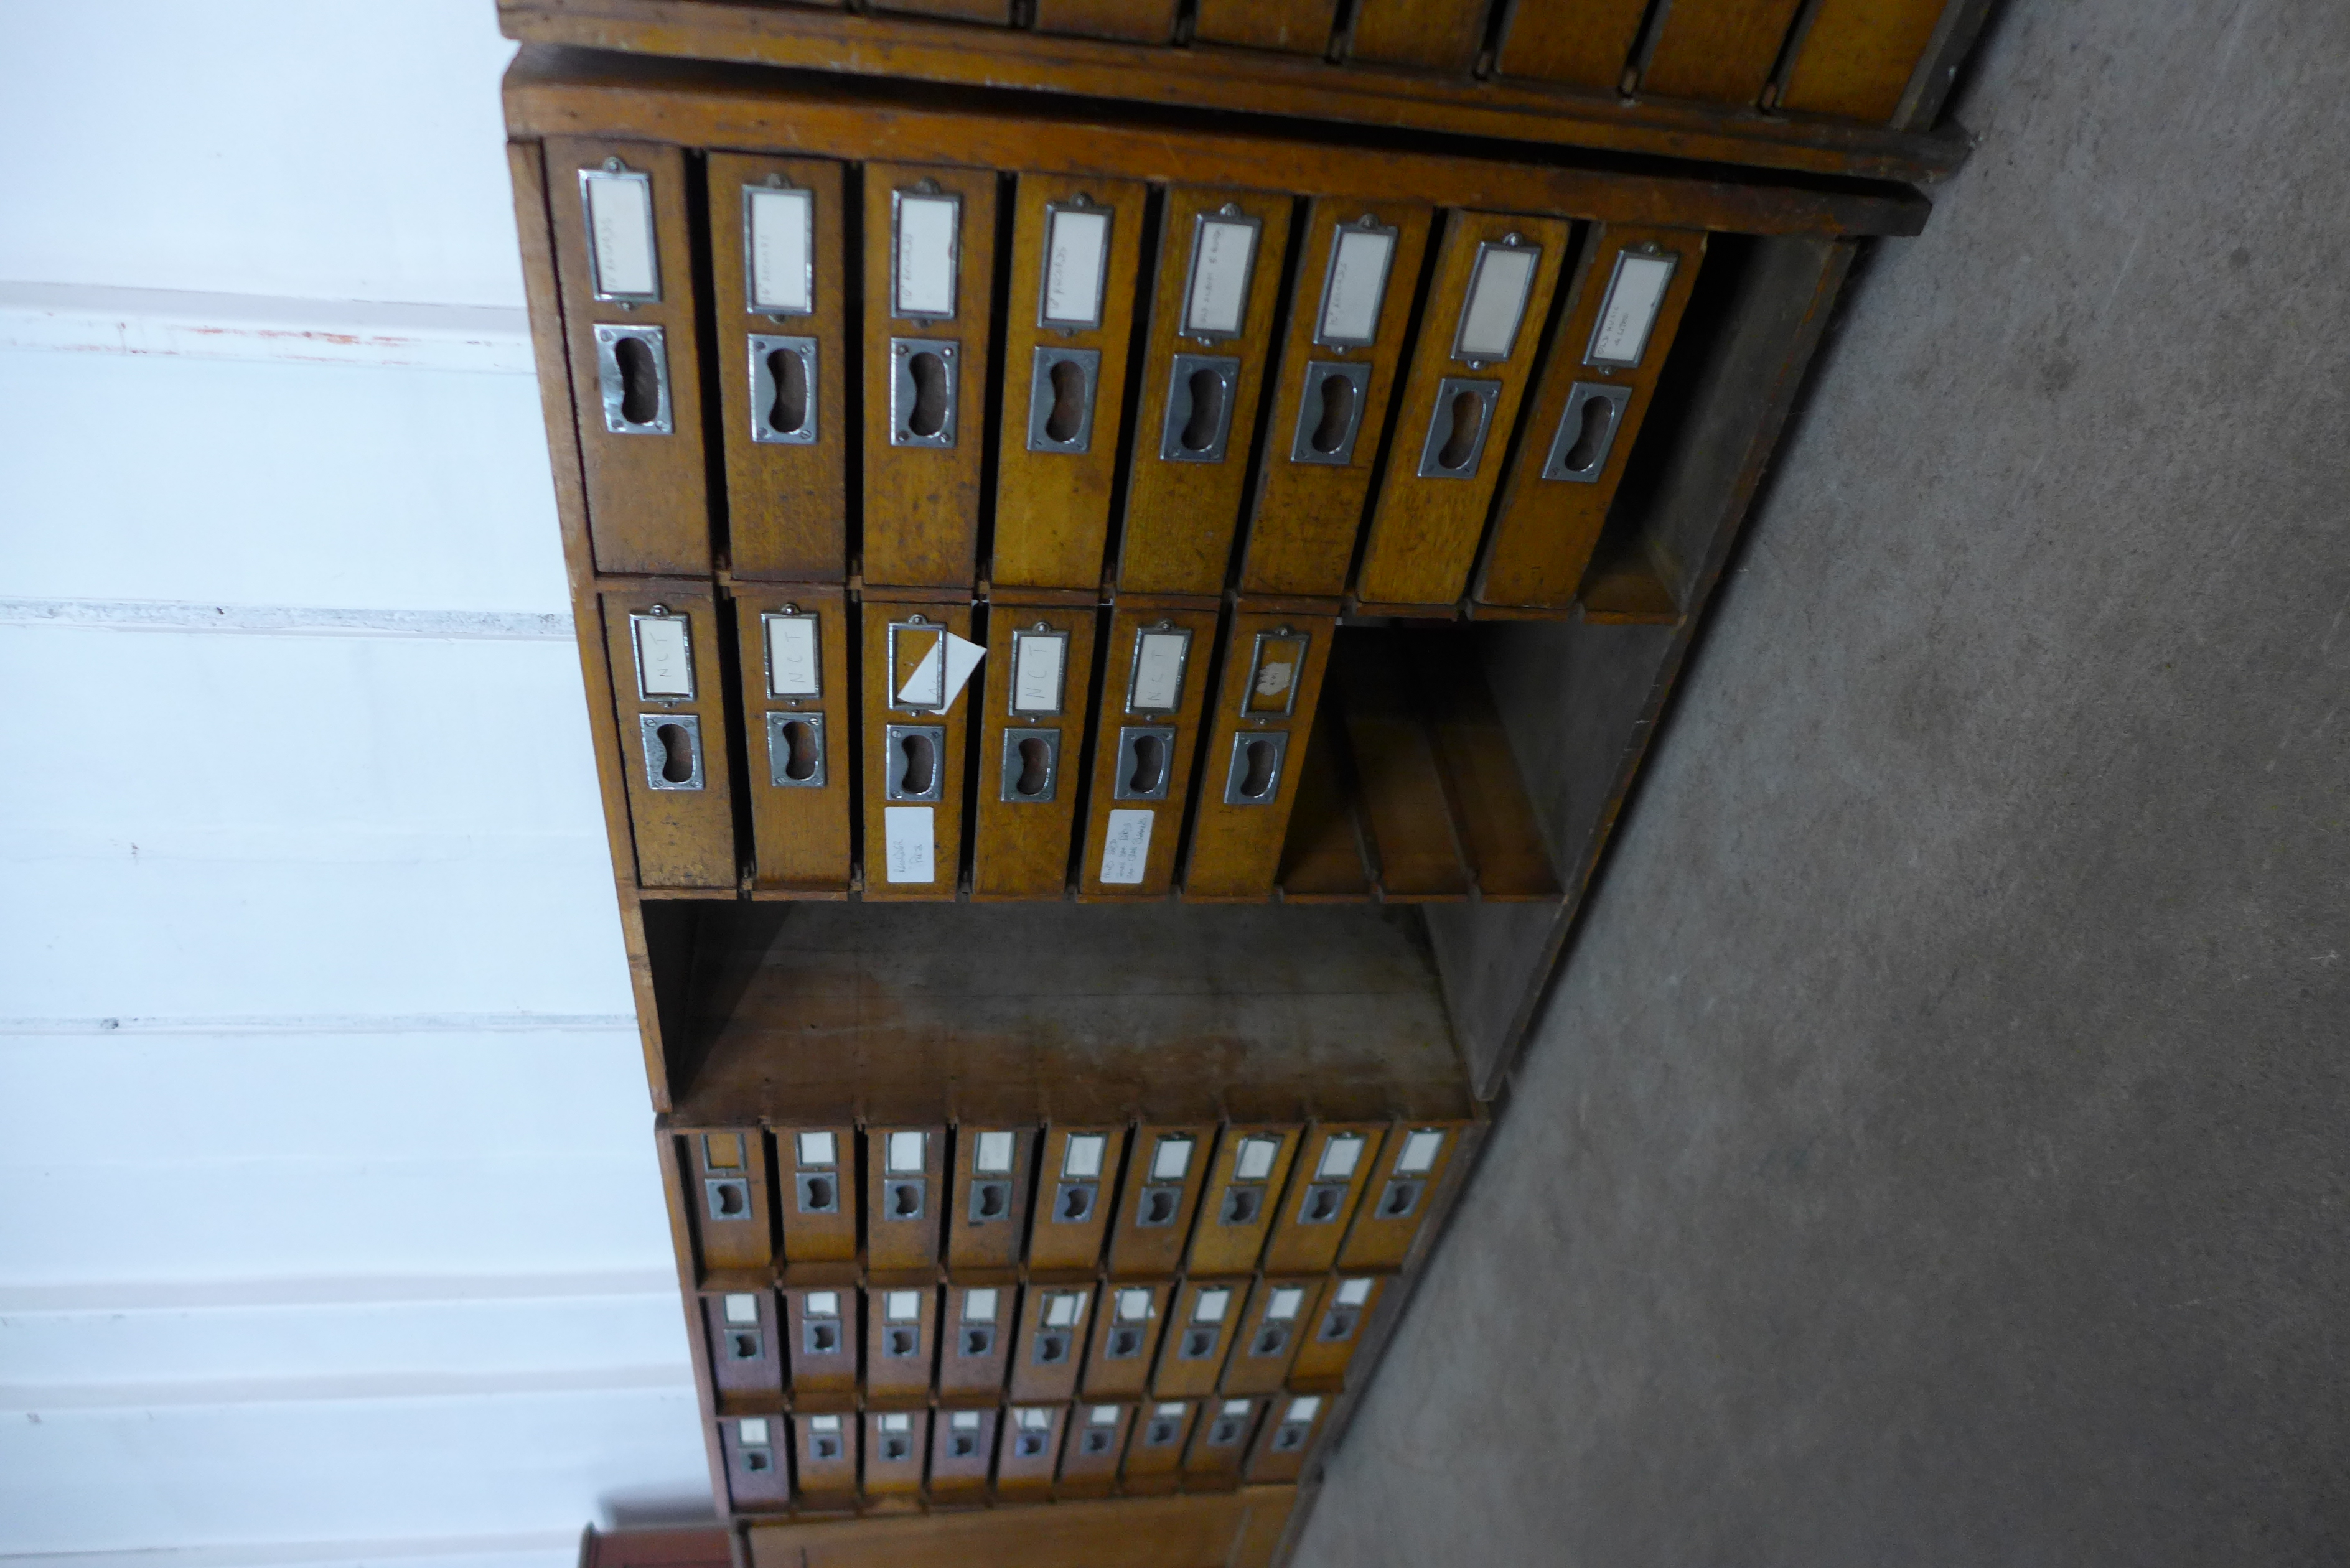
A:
[1194,1287,1230,1324]
[805,1290,838,1317]
[634,616,693,698]
[942,631,988,707]
[797,1130,836,1166]
[1042,205,1111,329]
[1589,252,1675,366]
[1320,226,1396,345]
[895,192,960,317]
[1013,632,1066,713]
[963,1287,998,1322]
[1336,1278,1374,1307]
[724,1293,760,1325]
[1457,245,1538,361]
[1151,1134,1192,1181]
[886,1290,921,1321]
[1235,1136,1279,1181]
[1130,630,1189,711]
[1268,1287,1304,1321]
[902,631,987,709]
[1317,1133,1364,1180]
[975,1129,1016,1174]
[1186,216,1258,336]
[746,185,813,314]
[1396,1129,1444,1174]
[887,1129,927,1172]
[1117,1288,1153,1322]
[1099,808,1154,885]
[764,614,820,698]
[738,1417,769,1445]
[584,169,657,299]
[884,806,935,882]
[1064,1133,1105,1178]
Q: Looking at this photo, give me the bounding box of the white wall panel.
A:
[0,2,525,306]
[0,348,566,614]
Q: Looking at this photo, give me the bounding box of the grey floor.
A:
[1292,1,2350,1562]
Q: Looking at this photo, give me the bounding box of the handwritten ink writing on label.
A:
[747,187,813,314]
[635,617,693,697]
[766,616,819,698]
[586,172,656,298]
[1131,631,1188,711]
[1100,808,1154,885]
[1013,634,1065,713]
[1590,253,1675,366]
[1320,227,1395,344]
[1186,217,1258,337]
[1043,207,1110,329]
[884,806,935,883]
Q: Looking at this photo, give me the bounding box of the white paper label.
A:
[805,1290,838,1317]
[765,614,820,698]
[975,1130,1016,1174]
[1222,1400,1252,1419]
[898,630,988,711]
[1317,1134,1364,1180]
[1155,1402,1186,1418]
[887,1129,927,1172]
[1267,1287,1304,1321]
[1589,252,1675,366]
[1335,1277,1374,1307]
[885,1290,921,1322]
[1064,1133,1105,1178]
[894,630,945,709]
[738,1417,769,1445]
[1396,1129,1444,1174]
[1235,1136,1279,1181]
[585,170,657,299]
[1012,632,1067,714]
[1253,657,1295,704]
[895,192,960,317]
[1194,1288,1230,1324]
[808,1414,841,1434]
[1117,1289,1153,1322]
[797,1130,835,1166]
[1018,1407,1053,1430]
[746,185,813,314]
[1457,245,1538,361]
[1286,1396,1321,1422]
[1320,226,1396,344]
[1046,1293,1082,1328]
[884,805,935,882]
[1042,206,1111,328]
[1099,808,1154,885]
[1186,216,1258,336]
[1090,1405,1120,1426]
[880,1412,912,1434]
[951,1411,981,1431]
[724,1293,760,1324]
[634,616,693,698]
[963,1287,998,1322]
[1151,1134,1192,1181]
[1130,631,1189,711]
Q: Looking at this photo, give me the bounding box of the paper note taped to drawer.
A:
[1099,808,1154,884]
[884,806,936,882]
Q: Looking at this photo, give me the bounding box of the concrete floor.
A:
[1293,1,2350,1562]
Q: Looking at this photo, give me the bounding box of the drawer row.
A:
[673,1120,1461,1280]
[704,1272,1385,1411]
[548,138,1705,613]
[720,1390,1326,1514]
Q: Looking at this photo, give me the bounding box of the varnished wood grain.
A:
[777,1122,859,1262]
[1034,0,1179,43]
[1422,637,1561,897]
[1026,1124,1127,1270]
[1477,224,1708,610]
[1241,1392,1326,1483]
[1349,0,1490,73]
[858,598,974,900]
[1181,1393,1260,1485]
[1493,0,1651,90]
[1336,1118,1465,1268]
[991,174,1148,590]
[1182,609,1337,900]
[546,137,710,574]
[863,1283,939,1403]
[1194,0,1338,53]
[732,586,853,892]
[971,602,1098,897]
[1332,635,1472,898]
[863,1123,947,1268]
[945,1124,1032,1270]
[1054,1402,1136,1497]
[600,589,737,888]
[706,154,848,581]
[679,1126,774,1271]
[501,7,1971,185]
[1152,1279,1241,1398]
[1082,1280,1173,1398]
[1117,1401,1199,1494]
[743,1485,1298,1567]
[792,1409,858,1505]
[1781,0,1950,122]
[1288,1272,1385,1385]
[714,1417,789,1511]
[937,1279,1016,1399]
[1009,1280,1095,1402]
[861,163,996,589]
[1354,210,1574,609]
[1075,604,1223,900]
[507,50,1936,237]
[1238,198,1432,599]
[873,0,1008,20]
[1220,1277,1326,1395]
[1641,0,1809,105]
[995,1404,1067,1499]
[1116,185,1294,594]
[1185,1124,1303,1276]
[1262,1122,1388,1271]
[925,1406,996,1501]
[1107,1124,1220,1276]
[862,1409,927,1498]
[1274,699,1374,900]
[700,1290,784,1405]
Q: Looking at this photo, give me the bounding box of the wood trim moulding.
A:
[497,0,1972,185]
[502,48,1934,240]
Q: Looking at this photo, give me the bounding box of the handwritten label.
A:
[1456,244,1538,361]
[1129,630,1189,712]
[1011,632,1066,714]
[746,185,813,314]
[1588,252,1676,366]
[584,169,657,299]
[1319,226,1395,345]
[1099,808,1154,885]
[883,806,935,883]
[894,192,960,317]
[764,614,820,698]
[1042,205,1111,329]
[633,616,693,698]
[1185,216,1258,337]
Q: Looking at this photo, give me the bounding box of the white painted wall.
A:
[0,4,710,1566]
